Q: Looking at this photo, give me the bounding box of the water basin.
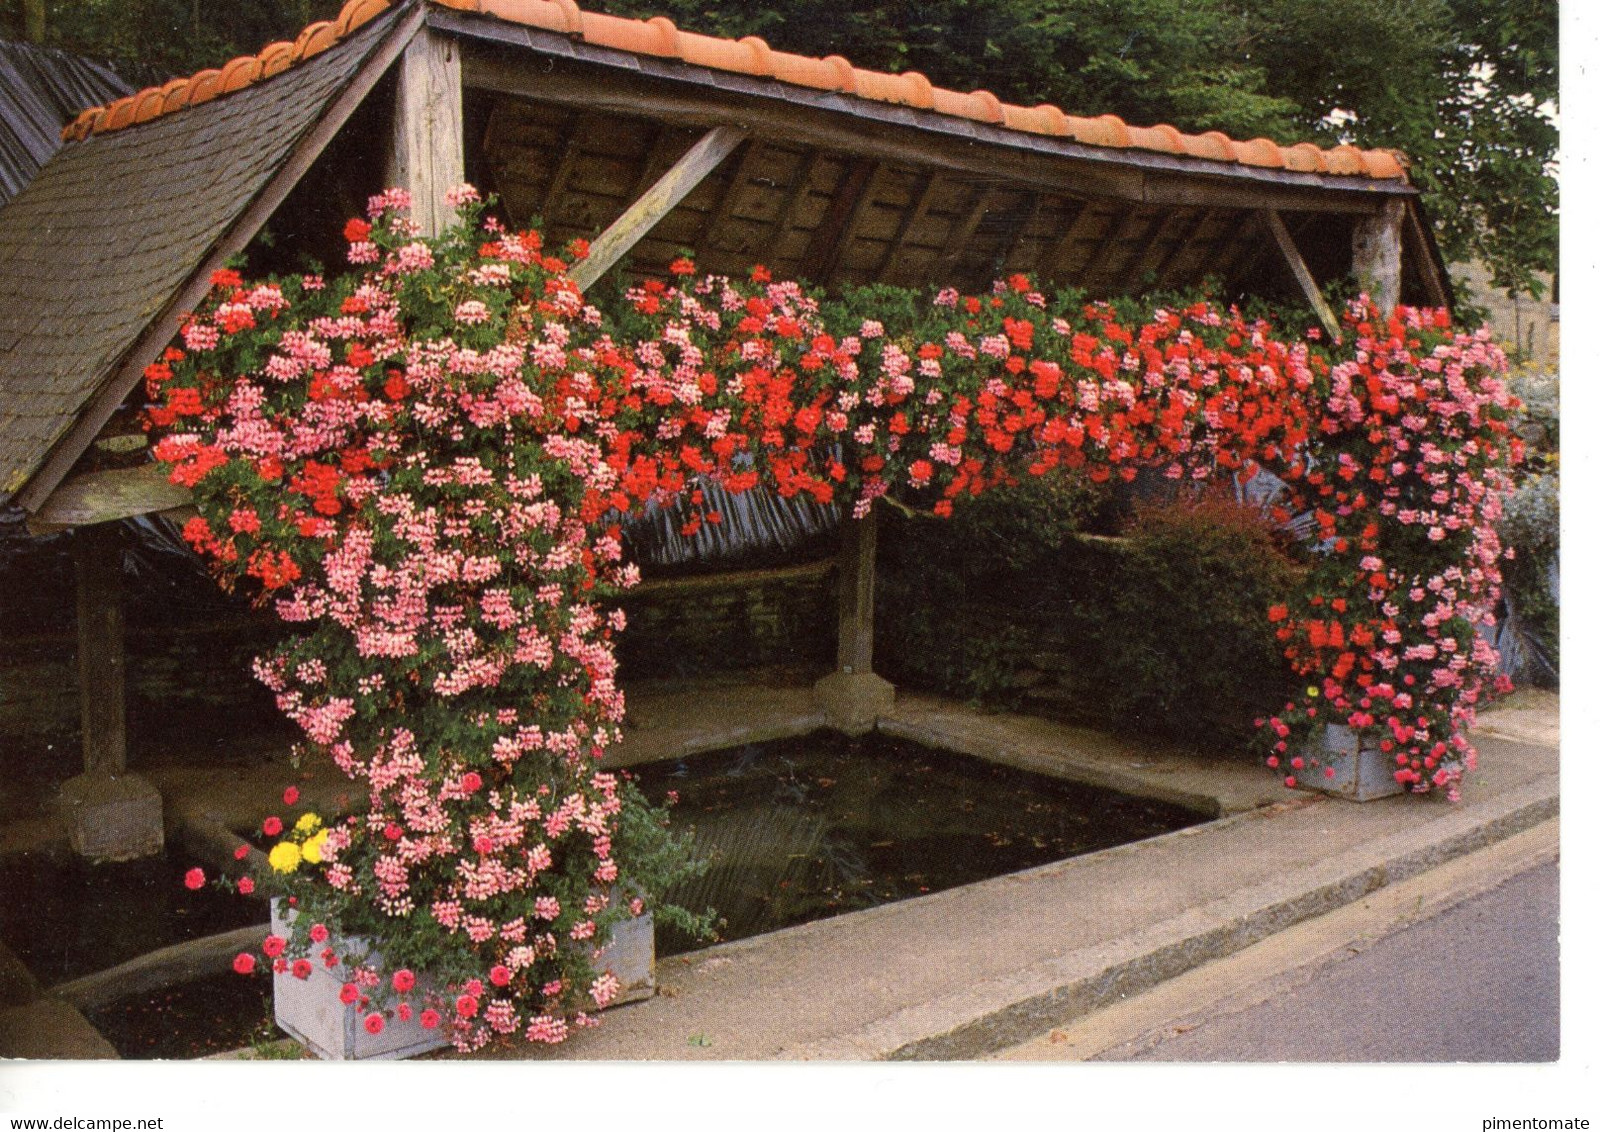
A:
[630,730,1206,954]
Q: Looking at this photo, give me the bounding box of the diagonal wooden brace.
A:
[569,125,749,291]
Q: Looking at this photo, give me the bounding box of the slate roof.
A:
[0,39,131,207]
[0,6,406,506]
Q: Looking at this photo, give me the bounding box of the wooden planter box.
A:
[1298,724,1405,802]
[270,900,655,1060]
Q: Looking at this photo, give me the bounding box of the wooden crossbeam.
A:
[569,124,748,292]
[1265,209,1342,340]
[26,463,192,534]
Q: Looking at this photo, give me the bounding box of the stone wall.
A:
[616,559,837,682]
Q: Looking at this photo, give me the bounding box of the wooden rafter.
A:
[1152,208,1215,291]
[1121,209,1173,286]
[1080,209,1138,292]
[938,184,996,277]
[697,138,764,251]
[1039,198,1093,281]
[999,191,1045,275]
[630,126,679,199]
[876,171,941,282]
[538,114,588,223]
[569,124,748,291]
[1265,209,1341,340]
[797,157,880,284]
[760,149,823,269]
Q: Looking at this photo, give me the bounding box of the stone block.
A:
[812,670,895,736]
[58,772,163,862]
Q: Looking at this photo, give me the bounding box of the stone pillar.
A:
[1352,198,1405,315]
[58,524,163,861]
[812,506,894,735]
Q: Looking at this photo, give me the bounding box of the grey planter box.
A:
[1298,724,1405,802]
[271,900,655,1060]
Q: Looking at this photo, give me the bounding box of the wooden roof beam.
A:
[797,157,881,284]
[1265,209,1341,341]
[460,48,1396,217]
[569,124,748,291]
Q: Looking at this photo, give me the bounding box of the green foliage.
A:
[1089,493,1299,746]
[612,778,717,940]
[16,0,343,80]
[876,473,1300,751]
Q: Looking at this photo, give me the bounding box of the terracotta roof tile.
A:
[60,0,1408,181]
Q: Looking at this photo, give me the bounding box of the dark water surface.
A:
[0,849,262,986]
[630,731,1206,954]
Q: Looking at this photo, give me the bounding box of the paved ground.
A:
[1123,861,1558,1062]
[0,683,1562,1065]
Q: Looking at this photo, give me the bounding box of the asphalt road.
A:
[1127,861,1559,1062]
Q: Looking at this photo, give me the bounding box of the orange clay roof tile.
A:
[59,0,1407,182]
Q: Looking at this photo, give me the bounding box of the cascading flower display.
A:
[149,187,1517,1051]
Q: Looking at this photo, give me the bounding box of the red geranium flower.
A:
[184,867,205,890]
[232,952,256,975]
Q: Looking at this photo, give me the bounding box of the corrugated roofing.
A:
[0,39,131,206]
[61,0,1407,182]
[0,8,404,506]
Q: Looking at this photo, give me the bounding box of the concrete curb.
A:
[781,774,1557,1060]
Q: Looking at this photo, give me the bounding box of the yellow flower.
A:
[268,841,302,874]
[294,812,323,835]
[1306,686,1320,698]
[302,829,330,864]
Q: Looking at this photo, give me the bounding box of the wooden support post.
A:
[1264,209,1342,341]
[75,525,126,778]
[1352,197,1406,315]
[386,27,464,238]
[59,524,163,861]
[835,507,878,677]
[813,506,894,734]
[569,125,748,292]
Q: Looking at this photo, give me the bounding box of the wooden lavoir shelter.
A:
[0,0,1453,858]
